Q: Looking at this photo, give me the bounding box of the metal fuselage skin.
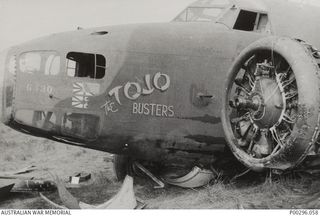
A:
[0,22,265,165]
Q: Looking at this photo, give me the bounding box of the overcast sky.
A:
[0,0,194,51]
[1,0,320,52]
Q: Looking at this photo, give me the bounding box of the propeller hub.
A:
[250,77,284,129]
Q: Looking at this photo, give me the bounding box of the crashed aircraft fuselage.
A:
[2,0,320,171]
[3,22,250,165]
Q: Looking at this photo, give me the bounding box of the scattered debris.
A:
[0,175,34,180]
[69,172,91,184]
[12,180,56,192]
[5,165,37,175]
[64,183,81,189]
[79,175,137,209]
[52,173,81,209]
[0,165,37,180]
[39,193,66,209]
[41,175,138,209]
[134,162,165,189]
[161,166,215,188]
[135,197,147,209]
[0,184,15,199]
[230,168,251,181]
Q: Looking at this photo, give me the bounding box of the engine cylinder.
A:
[221,37,320,170]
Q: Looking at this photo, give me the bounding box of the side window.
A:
[233,10,271,33]
[187,7,223,22]
[233,10,257,31]
[96,54,106,79]
[173,7,223,22]
[19,53,41,73]
[256,13,270,33]
[67,59,77,77]
[19,51,60,75]
[45,54,60,75]
[66,52,106,79]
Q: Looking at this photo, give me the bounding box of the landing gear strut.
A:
[113,154,131,181]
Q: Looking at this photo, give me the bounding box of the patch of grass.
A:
[92,171,115,185]
[4,154,14,162]
[73,151,83,158]
[198,172,320,209]
[0,139,17,148]
[66,171,121,205]
[207,181,237,202]
[72,149,88,158]
[103,156,113,163]
[43,143,56,152]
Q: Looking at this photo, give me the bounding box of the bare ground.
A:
[0,124,320,209]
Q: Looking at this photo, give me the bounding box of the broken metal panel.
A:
[81,175,137,209]
[12,180,56,192]
[68,172,91,184]
[0,184,14,200]
[43,175,137,209]
[162,166,215,188]
[134,162,165,189]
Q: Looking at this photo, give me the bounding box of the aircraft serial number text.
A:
[26,83,53,94]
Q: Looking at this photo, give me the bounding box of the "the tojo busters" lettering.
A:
[108,72,170,105]
[132,103,174,117]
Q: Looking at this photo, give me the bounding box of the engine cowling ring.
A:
[221,37,320,171]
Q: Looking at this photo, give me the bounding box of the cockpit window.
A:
[66,52,106,79]
[19,53,41,73]
[173,0,231,22]
[188,7,223,22]
[175,10,188,22]
[19,51,60,75]
[233,10,271,33]
[45,54,60,75]
[174,7,223,22]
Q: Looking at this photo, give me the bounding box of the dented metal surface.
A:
[41,175,137,209]
[162,166,215,188]
[1,0,320,172]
